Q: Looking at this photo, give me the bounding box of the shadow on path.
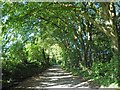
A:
[11,65,116,90]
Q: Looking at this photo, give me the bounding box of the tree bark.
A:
[111,3,120,86]
[88,23,93,68]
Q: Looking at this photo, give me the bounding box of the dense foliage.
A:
[1,2,120,89]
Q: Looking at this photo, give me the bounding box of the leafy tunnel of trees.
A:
[1,2,120,89]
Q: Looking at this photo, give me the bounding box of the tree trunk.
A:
[88,23,93,68]
[111,3,120,86]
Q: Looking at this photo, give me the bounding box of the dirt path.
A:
[12,65,116,90]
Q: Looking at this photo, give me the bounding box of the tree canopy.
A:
[1,2,120,89]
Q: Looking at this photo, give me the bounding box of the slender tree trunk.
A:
[88,23,93,68]
[111,3,120,86]
[110,3,119,53]
[42,48,46,60]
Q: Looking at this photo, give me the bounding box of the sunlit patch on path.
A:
[12,65,116,90]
